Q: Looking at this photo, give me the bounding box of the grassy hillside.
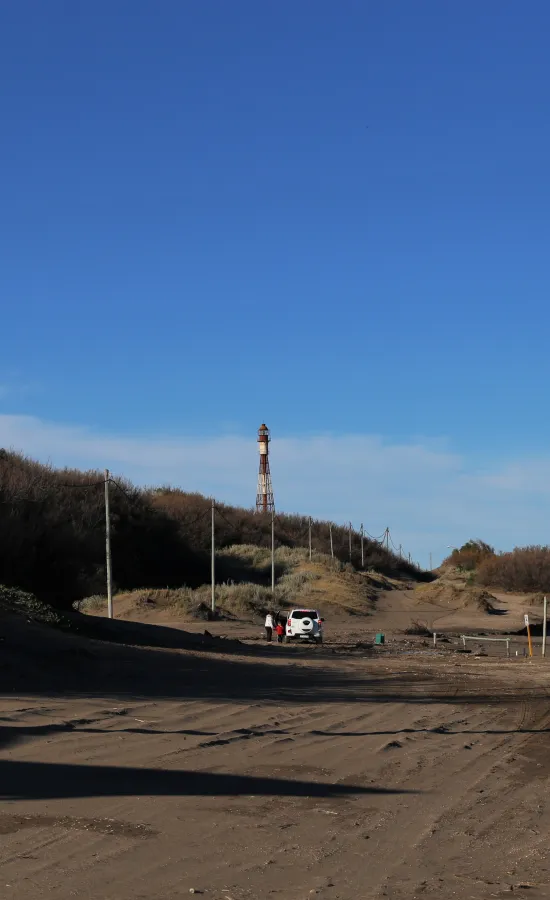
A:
[82,545,401,622]
[0,450,425,609]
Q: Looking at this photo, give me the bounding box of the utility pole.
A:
[360,523,364,568]
[385,528,390,553]
[308,517,312,560]
[349,522,352,561]
[429,552,433,571]
[408,552,411,564]
[105,469,113,619]
[399,544,403,558]
[329,523,334,559]
[271,508,275,594]
[211,498,215,616]
[543,596,548,658]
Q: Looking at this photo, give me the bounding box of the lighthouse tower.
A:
[256,424,275,513]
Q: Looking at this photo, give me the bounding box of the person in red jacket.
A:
[275,622,285,643]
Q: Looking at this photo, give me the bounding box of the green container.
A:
[374,632,385,645]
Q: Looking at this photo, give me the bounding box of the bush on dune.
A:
[477,546,550,593]
[443,539,495,571]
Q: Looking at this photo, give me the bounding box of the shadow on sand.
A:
[0,759,417,802]
[0,606,543,709]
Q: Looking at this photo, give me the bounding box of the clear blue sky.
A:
[1,2,550,561]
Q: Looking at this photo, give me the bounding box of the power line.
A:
[184,507,215,529]
[108,478,137,503]
[213,505,238,530]
[364,530,387,543]
[57,480,106,489]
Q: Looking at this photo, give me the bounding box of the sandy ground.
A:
[2,590,550,899]
[113,583,544,642]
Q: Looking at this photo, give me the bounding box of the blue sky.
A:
[1,1,550,566]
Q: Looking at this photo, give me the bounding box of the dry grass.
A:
[86,571,321,623]
[80,544,382,622]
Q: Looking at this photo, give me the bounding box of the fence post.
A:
[104,469,113,619]
[433,632,437,647]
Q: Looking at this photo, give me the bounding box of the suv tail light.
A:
[287,619,291,627]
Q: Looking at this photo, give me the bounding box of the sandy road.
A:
[2,641,550,900]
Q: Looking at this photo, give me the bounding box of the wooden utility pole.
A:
[308,517,312,560]
[271,508,275,594]
[543,597,547,658]
[211,499,216,615]
[349,522,352,561]
[360,524,364,568]
[104,469,113,619]
[329,523,334,559]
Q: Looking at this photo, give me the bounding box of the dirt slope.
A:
[286,559,399,615]
[86,553,403,628]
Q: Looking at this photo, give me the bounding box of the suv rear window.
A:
[291,610,319,619]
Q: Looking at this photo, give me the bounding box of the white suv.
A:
[285,609,324,644]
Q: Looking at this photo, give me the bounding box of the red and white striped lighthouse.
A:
[256,423,275,513]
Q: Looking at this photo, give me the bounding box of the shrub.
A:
[477,546,550,592]
[0,452,209,608]
[0,584,72,628]
[404,620,432,636]
[0,451,428,610]
[151,490,425,581]
[444,539,495,571]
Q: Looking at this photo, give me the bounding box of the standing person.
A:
[275,621,285,643]
[264,611,274,642]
